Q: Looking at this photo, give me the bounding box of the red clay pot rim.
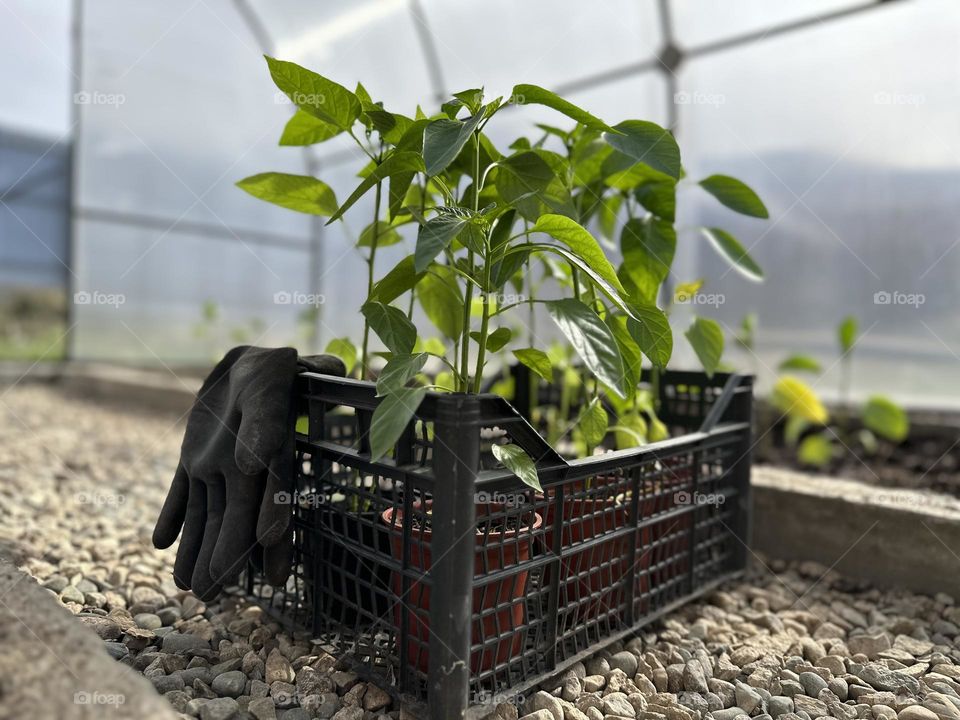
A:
[380,501,542,540]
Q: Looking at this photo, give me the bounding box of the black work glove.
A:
[152,346,345,600]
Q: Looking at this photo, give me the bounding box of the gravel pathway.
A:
[3,384,960,720]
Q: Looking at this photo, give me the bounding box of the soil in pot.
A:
[380,501,542,674]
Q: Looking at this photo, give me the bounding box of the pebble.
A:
[199,697,239,720]
[211,670,247,698]
[133,612,162,630]
[9,386,960,720]
[527,691,563,720]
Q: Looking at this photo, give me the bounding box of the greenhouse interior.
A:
[1,1,959,719]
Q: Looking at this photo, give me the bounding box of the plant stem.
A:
[360,181,383,380]
[459,132,483,393]
[473,252,492,393]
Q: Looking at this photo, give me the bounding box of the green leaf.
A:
[772,376,829,425]
[778,355,822,374]
[633,180,677,222]
[357,220,402,248]
[376,353,427,396]
[418,264,463,340]
[684,317,724,378]
[546,299,627,399]
[361,302,416,354]
[532,214,624,293]
[491,443,542,493]
[510,84,611,132]
[415,215,467,272]
[579,398,608,447]
[323,337,357,375]
[471,326,511,353]
[513,348,552,382]
[699,175,769,218]
[603,120,681,179]
[614,412,648,450]
[701,227,763,281]
[328,151,424,223]
[265,56,360,130]
[626,302,673,368]
[598,195,622,240]
[838,315,858,355]
[495,150,558,220]
[279,110,341,146]
[783,415,809,446]
[606,314,643,391]
[620,217,676,304]
[369,386,427,461]
[370,255,423,304]
[862,396,909,443]
[422,111,484,176]
[798,434,833,467]
[236,173,337,216]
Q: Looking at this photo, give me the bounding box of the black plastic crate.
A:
[235,369,753,719]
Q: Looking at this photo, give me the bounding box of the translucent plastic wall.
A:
[62,0,960,405]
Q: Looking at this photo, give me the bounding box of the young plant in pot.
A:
[492,116,769,622]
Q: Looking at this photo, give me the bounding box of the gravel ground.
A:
[3,384,960,720]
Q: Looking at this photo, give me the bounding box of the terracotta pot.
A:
[535,477,634,623]
[380,501,542,674]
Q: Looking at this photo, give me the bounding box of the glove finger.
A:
[263,529,295,587]
[233,348,298,474]
[191,477,227,601]
[153,462,190,549]
[257,417,296,547]
[210,469,264,584]
[172,475,206,591]
[298,354,346,376]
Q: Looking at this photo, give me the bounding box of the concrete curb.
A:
[753,465,960,598]
[0,558,178,720]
